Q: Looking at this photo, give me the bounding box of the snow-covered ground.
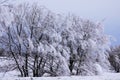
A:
[0,73,120,80]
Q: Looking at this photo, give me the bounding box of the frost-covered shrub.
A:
[0,3,111,77]
[108,46,120,72]
[0,48,4,56]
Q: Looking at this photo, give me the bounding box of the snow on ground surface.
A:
[0,73,120,80]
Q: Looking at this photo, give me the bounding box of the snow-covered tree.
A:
[108,46,120,72]
[0,3,111,77]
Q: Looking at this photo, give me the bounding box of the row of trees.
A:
[0,4,111,77]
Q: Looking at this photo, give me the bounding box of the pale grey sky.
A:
[11,0,120,45]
